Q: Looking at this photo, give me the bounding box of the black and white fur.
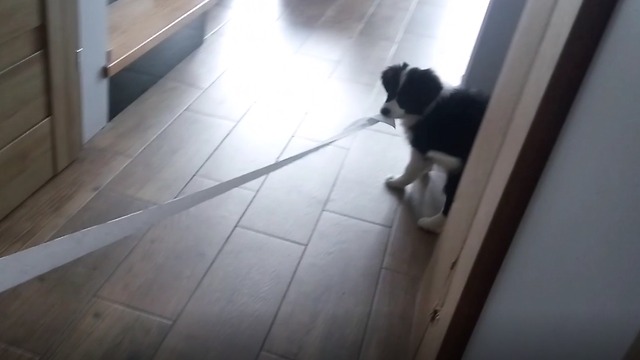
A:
[380,63,488,233]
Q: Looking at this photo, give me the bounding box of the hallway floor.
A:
[0,0,487,358]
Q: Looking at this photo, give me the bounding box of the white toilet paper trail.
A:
[0,115,395,294]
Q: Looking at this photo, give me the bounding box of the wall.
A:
[463,0,640,359]
[77,0,109,142]
[462,0,527,94]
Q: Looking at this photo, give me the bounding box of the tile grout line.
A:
[357,261,387,360]
[6,0,408,358]
[42,228,155,358]
[175,0,324,194]
[41,36,240,350]
[146,187,262,360]
[385,0,423,65]
[204,9,234,39]
[254,128,352,359]
[170,100,255,197]
[181,107,241,123]
[145,108,301,358]
[39,0,417,357]
[146,10,356,357]
[262,349,296,360]
[79,77,254,359]
[104,8,243,161]
[326,0,384,83]
[174,0,329,197]
[356,190,410,358]
[93,295,174,323]
[356,0,423,357]
[323,209,394,228]
[0,148,131,256]
[356,207,396,360]
[235,225,307,247]
[381,265,425,280]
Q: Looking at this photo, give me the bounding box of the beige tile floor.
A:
[0,0,488,358]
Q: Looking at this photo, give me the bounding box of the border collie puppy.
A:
[380,63,489,233]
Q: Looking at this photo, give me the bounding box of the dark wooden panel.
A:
[99,177,254,319]
[0,0,42,44]
[0,190,152,355]
[0,118,53,220]
[0,52,49,150]
[359,270,419,360]
[0,26,45,73]
[48,299,171,360]
[154,228,303,360]
[264,212,388,360]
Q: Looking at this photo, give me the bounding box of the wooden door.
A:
[410,0,620,358]
[0,0,81,219]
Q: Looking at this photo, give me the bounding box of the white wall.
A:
[463,0,527,93]
[77,0,109,142]
[464,0,640,359]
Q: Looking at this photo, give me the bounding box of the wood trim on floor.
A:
[413,0,621,359]
[45,0,83,172]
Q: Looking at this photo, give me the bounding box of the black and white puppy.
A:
[380,63,489,233]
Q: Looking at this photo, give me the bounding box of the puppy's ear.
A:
[382,64,398,78]
[396,68,443,114]
[381,63,404,88]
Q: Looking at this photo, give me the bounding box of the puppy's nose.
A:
[380,107,391,116]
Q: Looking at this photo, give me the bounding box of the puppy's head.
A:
[379,63,443,119]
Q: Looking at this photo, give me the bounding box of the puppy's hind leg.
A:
[418,171,461,234]
[386,149,432,189]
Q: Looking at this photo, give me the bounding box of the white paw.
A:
[385,176,407,189]
[418,214,446,234]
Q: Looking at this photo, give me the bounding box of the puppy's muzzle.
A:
[380,107,391,116]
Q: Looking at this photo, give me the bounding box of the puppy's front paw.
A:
[385,176,406,189]
[418,214,446,234]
